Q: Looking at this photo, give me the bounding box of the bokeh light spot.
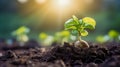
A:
[17,0,28,4]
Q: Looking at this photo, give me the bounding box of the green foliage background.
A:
[0,0,120,41]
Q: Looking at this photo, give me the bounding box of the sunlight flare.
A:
[57,0,70,7]
[35,0,46,4]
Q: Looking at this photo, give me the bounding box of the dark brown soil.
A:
[0,42,120,67]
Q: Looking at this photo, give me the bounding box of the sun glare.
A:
[52,0,71,8]
[36,0,46,4]
[57,0,70,7]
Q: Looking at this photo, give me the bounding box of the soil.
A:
[0,41,120,67]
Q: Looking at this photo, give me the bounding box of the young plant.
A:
[108,30,119,41]
[12,26,30,46]
[54,31,70,44]
[64,15,96,48]
[96,30,119,43]
[39,31,70,46]
[96,35,110,43]
[39,32,54,46]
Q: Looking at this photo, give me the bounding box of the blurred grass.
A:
[0,0,120,42]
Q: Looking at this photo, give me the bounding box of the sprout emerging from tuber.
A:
[64,15,96,48]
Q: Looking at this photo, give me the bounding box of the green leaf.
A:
[13,26,30,35]
[17,34,29,42]
[64,18,78,30]
[96,35,110,43]
[82,17,96,29]
[61,31,70,37]
[84,24,95,29]
[96,35,105,43]
[72,15,79,24]
[64,16,96,39]
[65,26,77,30]
[108,30,119,39]
[65,19,76,27]
[79,19,83,25]
[80,30,88,36]
[39,33,47,40]
[71,30,78,36]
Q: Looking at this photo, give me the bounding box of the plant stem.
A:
[78,31,82,41]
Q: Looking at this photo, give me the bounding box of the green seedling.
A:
[54,31,70,44]
[12,26,30,46]
[39,32,54,46]
[96,30,119,43]
[39,31,70,46]
[108,30,119,41]
[96,35,110,43]
[64,15,96,48]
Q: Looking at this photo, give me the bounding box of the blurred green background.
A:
[0,0,120,41]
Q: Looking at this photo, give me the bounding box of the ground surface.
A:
[0,42,120,67]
